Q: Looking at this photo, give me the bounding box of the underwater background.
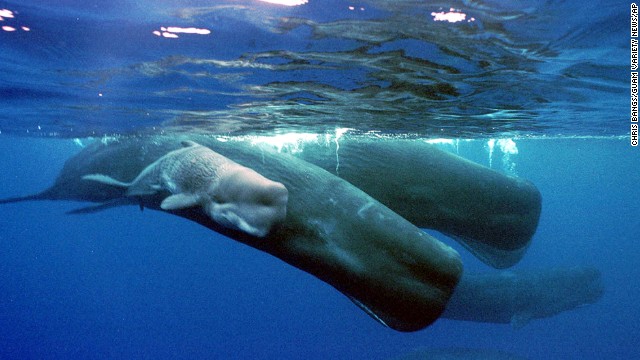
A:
[0,1,636,359]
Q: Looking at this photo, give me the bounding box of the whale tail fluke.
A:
[82,174,130,188]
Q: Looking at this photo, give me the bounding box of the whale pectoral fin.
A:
[82,174,130,188]
[160,193,201,210]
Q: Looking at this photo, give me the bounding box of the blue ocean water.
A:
[0,1,636,359]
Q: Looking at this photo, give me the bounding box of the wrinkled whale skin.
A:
[1,135,463,332]
[81,140,289,238]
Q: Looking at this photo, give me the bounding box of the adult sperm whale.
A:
[295,138,542,269]
[0,135,462,332]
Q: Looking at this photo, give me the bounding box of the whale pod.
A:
[0,135,462,332]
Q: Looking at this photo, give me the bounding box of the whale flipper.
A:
[161,193,201,210]
[84,173,162,197]
[82,174,130,188]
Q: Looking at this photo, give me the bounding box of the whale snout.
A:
[258,181,288,208]
[234,172,289,230]
[207,166,288,238]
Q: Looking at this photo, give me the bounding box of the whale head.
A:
[205,165,289,238]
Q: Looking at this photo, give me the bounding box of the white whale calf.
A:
[82,140,288,238]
